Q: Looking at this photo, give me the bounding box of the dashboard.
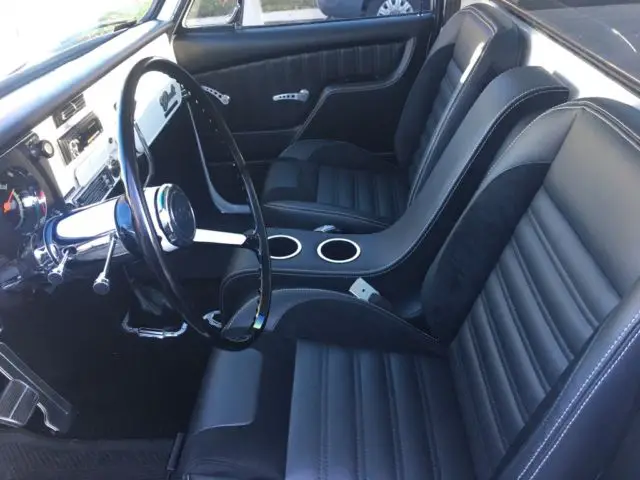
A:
[0,31,182,257]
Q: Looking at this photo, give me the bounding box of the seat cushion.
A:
[262,140,408,232]
[286,341,474,480]
[178,339,474,480]
[177,290,472,480]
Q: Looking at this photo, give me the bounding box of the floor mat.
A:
[0,430,172,480]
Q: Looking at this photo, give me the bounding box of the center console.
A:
[219,216,439,319]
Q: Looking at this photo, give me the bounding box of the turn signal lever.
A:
[47,249,73,286]
[93,235,117,295]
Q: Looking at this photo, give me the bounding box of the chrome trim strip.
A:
[194,228,247,246]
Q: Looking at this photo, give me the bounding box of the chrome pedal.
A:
[0,379,39,428]
[0,343,74,432]
[121,313,188,339]
[203,310,223,329]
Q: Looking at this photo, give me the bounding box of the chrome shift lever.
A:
[93,235,117,295]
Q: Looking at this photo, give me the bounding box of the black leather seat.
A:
[178,98,640,479]
[261,4,524,232]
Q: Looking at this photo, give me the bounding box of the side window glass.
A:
[185,0,241,27]
[185,0,428,28]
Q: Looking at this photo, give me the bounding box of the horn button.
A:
[156,184,196,247]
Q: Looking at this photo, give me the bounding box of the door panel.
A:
[172,14,435,160]
[196,41,407,131]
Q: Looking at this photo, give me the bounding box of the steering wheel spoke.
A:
[193,228,247,246]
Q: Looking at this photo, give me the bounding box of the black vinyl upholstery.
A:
[197,42,406,132]
[261,4,525,232]
[220,68,569,318]
[178,98,640,480]
[285,342,473,479]
[428,98,640,478]
[262,141,408,231]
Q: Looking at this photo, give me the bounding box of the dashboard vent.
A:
[53,94,86,128]
[75,169,112,206]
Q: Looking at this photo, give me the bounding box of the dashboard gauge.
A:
[0,167,47,235]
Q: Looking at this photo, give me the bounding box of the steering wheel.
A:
[116,57,271,351]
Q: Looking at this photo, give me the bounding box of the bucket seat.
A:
[261,4,524,232]
[178,98,640,479]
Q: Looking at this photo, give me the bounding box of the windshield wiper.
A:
[7,62,27,76]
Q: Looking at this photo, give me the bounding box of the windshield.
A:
[0,0,153,82]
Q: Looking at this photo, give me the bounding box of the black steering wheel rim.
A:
[117,57,271,350]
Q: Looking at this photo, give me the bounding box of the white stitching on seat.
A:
[465,5,499,34]
[405,5,501,204]
[266,202,390,228]
[519,308,640,480]
[514,101,640,479]
[393,86,568,266]
[220,92,568,316]
[481,101,586,181]
[225,287,444,347]
[407,43,488,203]
[230,88,567,285]
[483,99,640,183]
[410,85,567,205]
[578,100,640,150]
[225,101,609,299]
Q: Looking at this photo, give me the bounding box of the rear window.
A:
[498,0,640,83]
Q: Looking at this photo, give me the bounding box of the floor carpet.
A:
[0,275,214,439]
[0,430,173,480]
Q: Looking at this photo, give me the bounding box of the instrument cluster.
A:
[0,167,48,236]
[0,134,60,257]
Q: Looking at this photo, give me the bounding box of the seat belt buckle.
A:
[349,277,379,301]
[349,278,394,311]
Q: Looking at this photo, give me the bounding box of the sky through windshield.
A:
[0,0,152,80]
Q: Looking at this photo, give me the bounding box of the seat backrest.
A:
[375,65,567,293]
[421,98,640,479]
[394,4,523,204]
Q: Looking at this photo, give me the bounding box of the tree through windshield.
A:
[0,0,153,81]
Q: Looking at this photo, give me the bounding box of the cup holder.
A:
[317,238,361,264]
[268,235,302,260]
